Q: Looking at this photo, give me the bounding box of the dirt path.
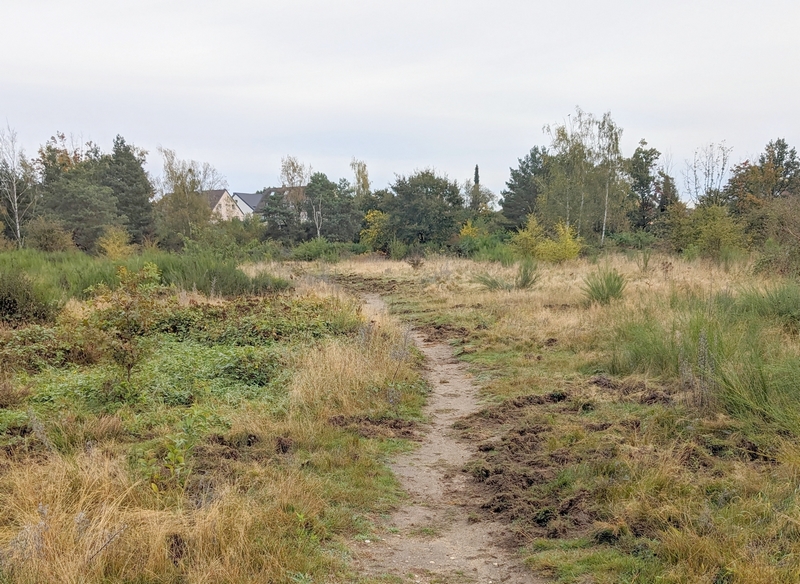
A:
[356,294,543,584]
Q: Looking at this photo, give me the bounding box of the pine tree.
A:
[101,136,155,244]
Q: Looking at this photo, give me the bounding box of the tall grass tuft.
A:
[581,267,626,305]
[515,259,539,290]
[734,282,800,334]
[474,260,539,292]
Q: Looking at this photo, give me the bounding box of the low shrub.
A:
[97,225,137,259]
[291,238,338,262]
[388,238,409,260]
[24,216,75,252]
[536,222,582,262]
[609,230,656,250]
[511,216,581,263]
[0,234,14,251]
[0,270,61,325]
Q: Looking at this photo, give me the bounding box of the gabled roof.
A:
[232,192,267,212]
[233,188,294,213]
[204,189,230,208]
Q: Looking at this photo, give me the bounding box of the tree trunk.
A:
[601,177,609,245]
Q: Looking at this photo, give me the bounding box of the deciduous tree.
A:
[627,140,661,231]
[385,170,464,245]
[684,142,732,206]
[154,148,223,250]
[0,125,37,247]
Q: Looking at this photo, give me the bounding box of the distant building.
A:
[232,187,303,218]
[231,191,267,216]
[204,189,245,221]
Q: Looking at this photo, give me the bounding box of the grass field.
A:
[320,253,800,584]
[4,249,800,583]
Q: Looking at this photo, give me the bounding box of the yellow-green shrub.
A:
[97,225,137,259]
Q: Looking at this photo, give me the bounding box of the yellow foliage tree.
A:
[459,219,481,239]
[359,210,390,251]
[98,225,137,259]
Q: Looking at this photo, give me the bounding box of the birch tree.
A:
[0,125,37,247]
[542,108,596,235]
[596,113,623,243]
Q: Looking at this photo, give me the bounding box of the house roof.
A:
[232,192,266,212]
[204,189,229,208]
[233,187,295,212]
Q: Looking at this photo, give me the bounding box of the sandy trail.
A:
[356,294,542,584]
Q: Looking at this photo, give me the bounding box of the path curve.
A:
[356,294,543,584]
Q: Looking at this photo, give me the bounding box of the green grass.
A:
[610,284,800,439]
[0,248,289,303]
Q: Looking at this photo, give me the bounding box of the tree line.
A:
[2,109,799,272]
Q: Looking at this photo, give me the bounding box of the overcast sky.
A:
[3,0,799,197]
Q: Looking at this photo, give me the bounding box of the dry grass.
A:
[0,450,340,583]
[289,311,417,421]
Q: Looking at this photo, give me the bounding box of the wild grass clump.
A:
[611,285,800,437]
[581,267,626,305]
[150,251,289,296]
[734,282,800,333]
[289,313,423,421]
[474,260,539,292]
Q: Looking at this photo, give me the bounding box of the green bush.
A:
[0,270,61,325]
[287,239,368,262]
[609,230,656,250]
[291,238,339,262]
[581,267,626,305]
[24,216,75,252]
[388,238,409,260]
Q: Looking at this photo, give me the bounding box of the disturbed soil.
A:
[355,294,543,584]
